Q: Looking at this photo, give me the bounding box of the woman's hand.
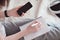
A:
[24,21,41,35]
[7,6,25,17]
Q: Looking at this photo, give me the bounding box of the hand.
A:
[25,21,41,35]
[7,6,25,17]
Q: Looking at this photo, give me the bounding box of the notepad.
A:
[20,17,50,40]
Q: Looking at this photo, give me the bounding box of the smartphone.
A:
[17,2,33,16]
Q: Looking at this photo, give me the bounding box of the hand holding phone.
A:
[17,2,33,16]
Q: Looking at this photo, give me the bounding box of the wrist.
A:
[19,29,30,37]
[21,29,28,36]
[22,29,32,36]
[15,29,28,38]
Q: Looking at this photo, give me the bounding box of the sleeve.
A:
[9,17,34,27]
[2,18,20,36]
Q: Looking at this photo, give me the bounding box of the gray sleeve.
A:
[2,18,21,36]
[14,18,34,27]
[6,17,34,27]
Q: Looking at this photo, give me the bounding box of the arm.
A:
[5,29,29,40]
[0,6,24,18]
[0,28,28,40]
[1,21,40,40]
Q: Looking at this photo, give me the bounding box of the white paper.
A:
[20,17,50,40]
